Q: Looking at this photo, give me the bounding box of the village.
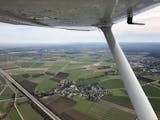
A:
[36,79,107,101]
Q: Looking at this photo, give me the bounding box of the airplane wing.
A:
[0,0,159,27]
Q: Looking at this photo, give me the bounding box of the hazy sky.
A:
[0,6,160,44]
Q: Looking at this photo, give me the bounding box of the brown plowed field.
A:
[42,96,95,120]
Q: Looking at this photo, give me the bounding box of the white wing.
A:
[0,0,159,27]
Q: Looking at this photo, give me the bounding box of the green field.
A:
[0,55,16,62]
[0,63,18,70]
[12,74,24,81]
[73,96,135,120]
[31,74,51,83]
[18,103,43,120]
[101,79,124,89]
[0,85,4,92]
[16,61,44,68]
[65,62,83,70]
[5,107,21,120]
[87,104,135,120]
[67,69,104,81]
[142,84,160,97]
[49,60,70,70]
[35,79,58,92]
[102,96,133,109]
[73,96,94,113]
[0,75,5,84]
[13,73,50,82]
[109,89,127,96]
[0,87,14,100]
[0,100,10,113]
[148,98,160,112]
[144,75,160,81]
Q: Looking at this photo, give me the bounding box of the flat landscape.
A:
[0,43,160,120]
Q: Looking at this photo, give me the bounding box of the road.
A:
[6,78,25,120]
[0,85,7,96]
[0,69,61,120]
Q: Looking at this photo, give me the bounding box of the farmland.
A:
[0,43,160,120]
[17,103,44,120]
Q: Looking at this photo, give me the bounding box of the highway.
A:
[0,69,61,120]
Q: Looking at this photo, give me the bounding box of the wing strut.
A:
[101,27,158,120]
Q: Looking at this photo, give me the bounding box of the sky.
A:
[0,6,160,44]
